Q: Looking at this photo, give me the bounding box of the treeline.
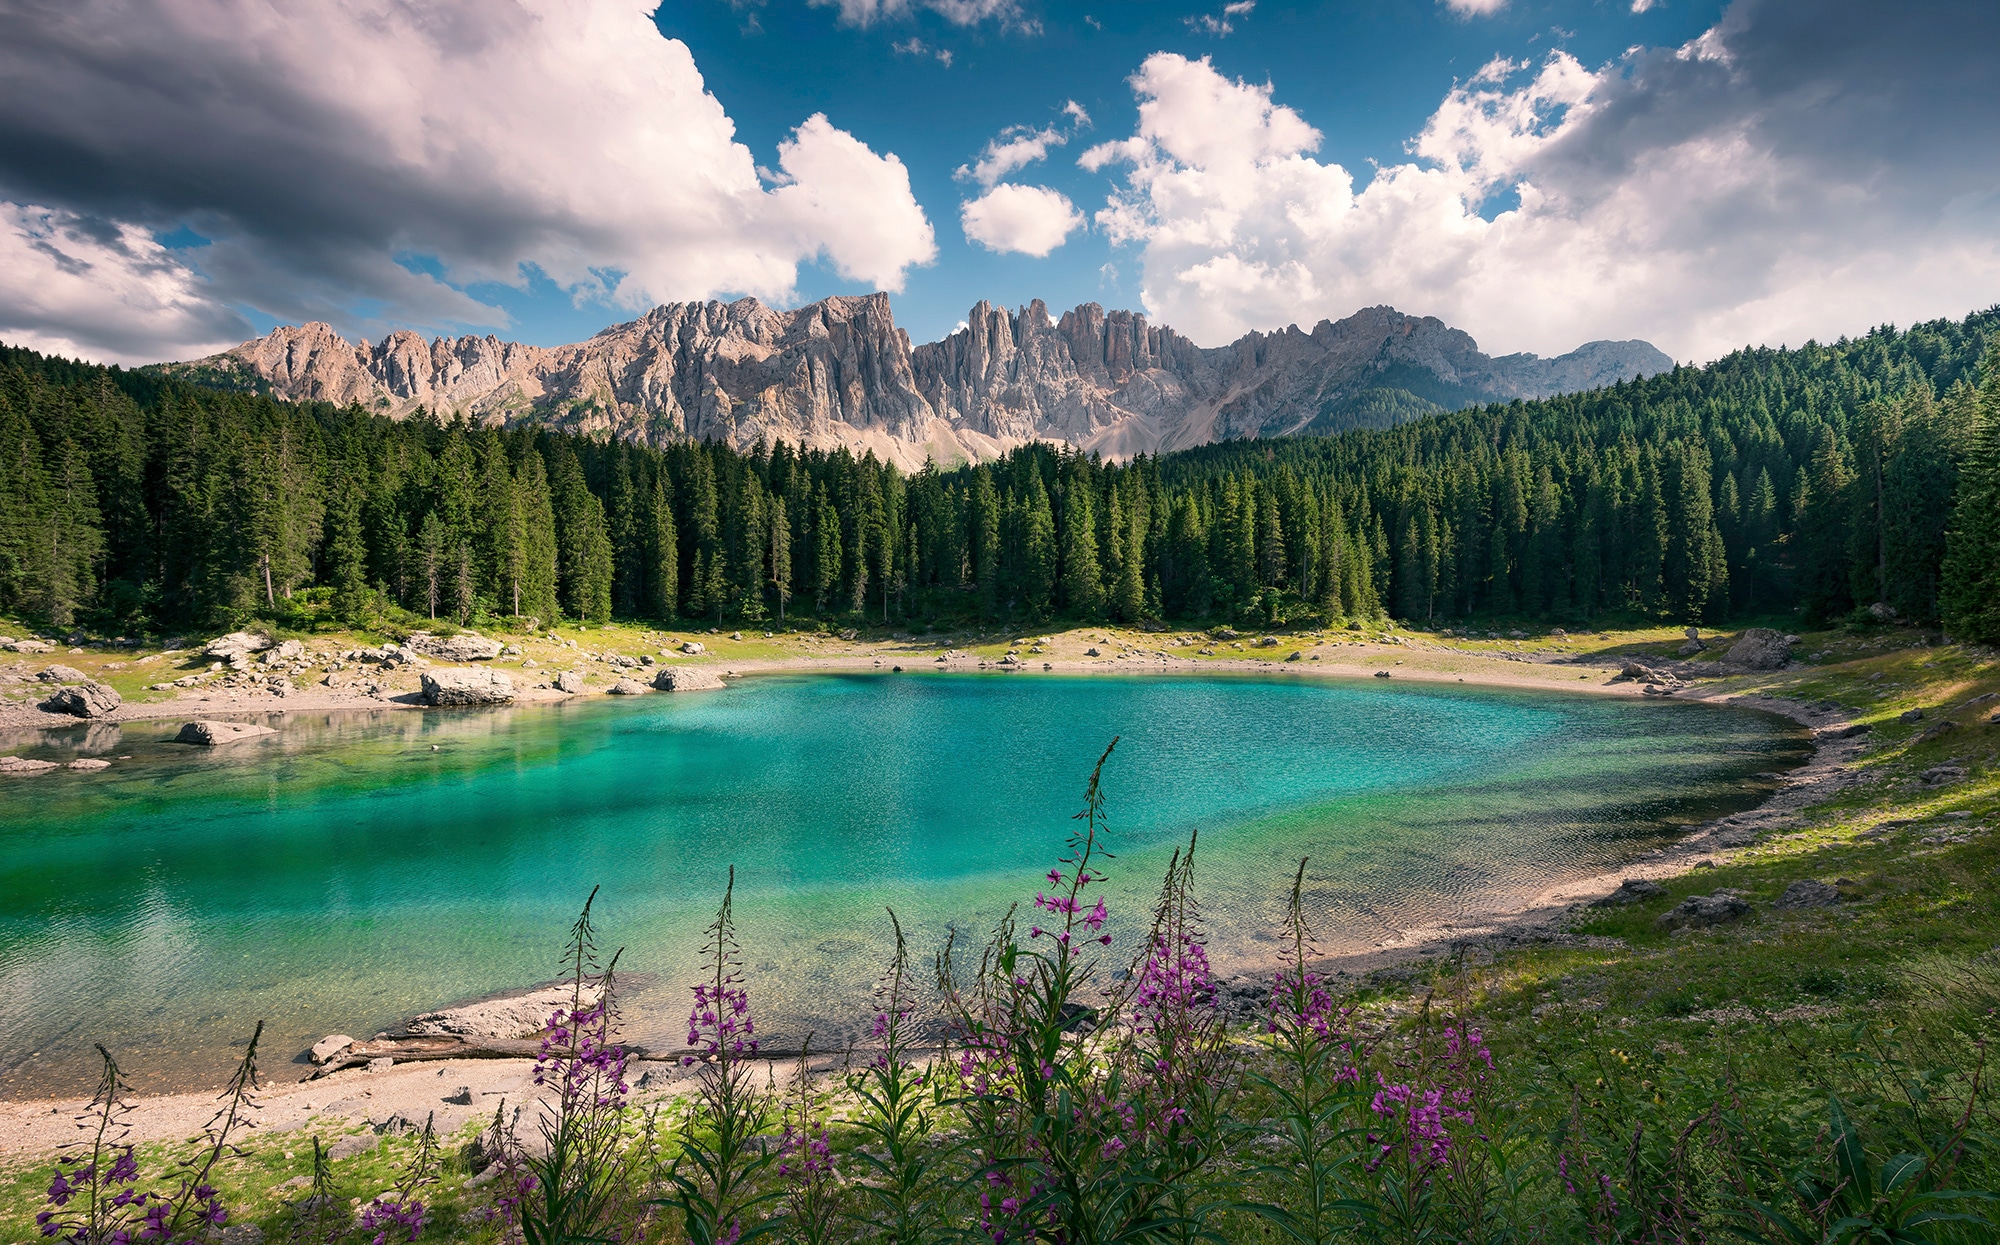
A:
[0,308,1995,641]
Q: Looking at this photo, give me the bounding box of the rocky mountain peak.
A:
[167,295,1671,470]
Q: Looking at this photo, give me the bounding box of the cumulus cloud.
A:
[1442,0,1508,15]
[959,126,1070,187]
[961,184,1085,256]
[1082,0,2000,360]
[0,205,250,364]
[0,0,936,363]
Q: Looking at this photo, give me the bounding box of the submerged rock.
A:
[0,755,59,774]
[67,758,111,771]
[40,681,121,718]
[420,668,516,707]
[176,719,277,746]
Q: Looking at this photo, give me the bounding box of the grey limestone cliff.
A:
[171,295,1671,469]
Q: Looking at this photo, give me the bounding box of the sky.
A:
[0,0,1995,368]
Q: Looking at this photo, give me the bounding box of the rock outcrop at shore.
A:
[421,668,516,706]
[653,666,724,692]
[170,296,1672,468]
[39,681,121,718]
[1725,628,1796,670]
[408,631,505,662]
[175,719,277,746]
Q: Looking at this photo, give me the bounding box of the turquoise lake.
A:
[0,672,1808,1096]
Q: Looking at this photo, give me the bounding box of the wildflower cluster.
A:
[1368,1023,1493,1170]
[686,976,757,1061]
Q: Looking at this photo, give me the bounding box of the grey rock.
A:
[608,677,648,695]
[653,666,724,692]
[408,631,505,662]
[40,681,121,718]
[444,1086,474,1105]
[1253,636,1280,647]
[1655,893,1751,931]
[176,719,277,745]
[1825,722,1872,739]
[0,755,59,774]
[554,670,584,694]
[1899,708,1925,723]
[1592,878,1667,907]
[67,758,111,771]
[1868,601,1898,621]
[680,641,705,655]
[176,298,1669,470]
[326,1134,378,1160]
[1920,765,1967,787]
[1374,669,1391,678]
[310,1034,355,1064]
[37,663,87,683]
[1725,628,1794,670]
[203,631,272,660]
[420,668,516,707]
[1212,628,1240,640]
[1774,879,1841,909]
[6,638,52,652]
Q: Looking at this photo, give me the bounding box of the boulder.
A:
[1592,878,1667,907]
[1253,636,1280,648]
[1899,708,1925,723]
[204,631,273,660]
[176,720,277,746]
[1773,879,1841,910]
[272,639,306,661]
[1212,628,1240,640]
[1374,669,1392,678]
[408,631,505,662]
[1919,765,1967,788]
[1724,628,1794,670]
[608,678,649,695]
[420,668,516,707]
[7,638,53,653]
[1825,722,1872,739]
[40,682,122,718]
[680,641,705,655]
[310,1034,355,1065]
[0,756,59,774]
[554,670,584,693]
[67,758,111,771]
[654,666,724,692]
[1655,893,1751,932]
[37,664,87,683]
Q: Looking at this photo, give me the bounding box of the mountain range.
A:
[168,294,1673,468]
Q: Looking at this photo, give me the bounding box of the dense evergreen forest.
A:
[2,307,1997,643]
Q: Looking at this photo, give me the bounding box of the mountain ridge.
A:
[168,295,1672,467]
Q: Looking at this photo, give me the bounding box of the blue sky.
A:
[0,0,1993,366]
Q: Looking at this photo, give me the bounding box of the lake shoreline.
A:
[0,638,1831,1143]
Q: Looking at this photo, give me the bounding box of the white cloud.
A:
[0,205,249,365]
[961,185,1085,256]
[892,37,954,66]
[0,0,936,362]
[811,0,1030,29]
[1064,100,1093,129]
[959,126,1068,187]
[1186,0,1255,36]
[1081,8,2000,361]
[1631,0,1658,11]
[1442,0,1509,15]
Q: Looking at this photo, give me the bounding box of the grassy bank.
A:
[3,623,1995,1241]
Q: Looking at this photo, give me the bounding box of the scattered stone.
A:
[40,681,122,718]
[1550,628,1568,640]
[730,631,743,641]
[443,1086,474,1105]
[327,1134,378,1160]
[7,638,53,652]
[1253,636,1280,648]
[1899,708,1925,723]
[1678,640,1704,657]
[67,758,111,771]
[407,631,505,662]
[1212,627,1239,640]
[680,641,705,655]
[1655,893,1751,931]
[204,631,273,660]
[1085,647,1100,657]
[1374,669,1392,678]
[419,668,516,707]
[1724,628,1795,670]
[1919,765,1967,788]
[1592,878,1667,907]
[374,1113,421,1135]
[37,664,87,683]
[0,756,60,774]
[1774,879,1841,909]
[271,639,306,661]
[1285,651,1303,662]
[654,666,724,692]
[1916,720,1960,744]
[608,678,648,695]
[1824,722,1872,739]
[311,1035,355,1065]
[1868,601,1899,621]
[554,670,584,694]
[177,719,277,745]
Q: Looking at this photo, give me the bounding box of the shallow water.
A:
[0,672,1807,1096]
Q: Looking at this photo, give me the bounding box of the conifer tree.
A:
[1941,344,2000,645]
[642,474,678,620]
[1059,463,1103,618]
[1021,471,1056,620]
[768,494,791,623]
[514,447,559,624]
